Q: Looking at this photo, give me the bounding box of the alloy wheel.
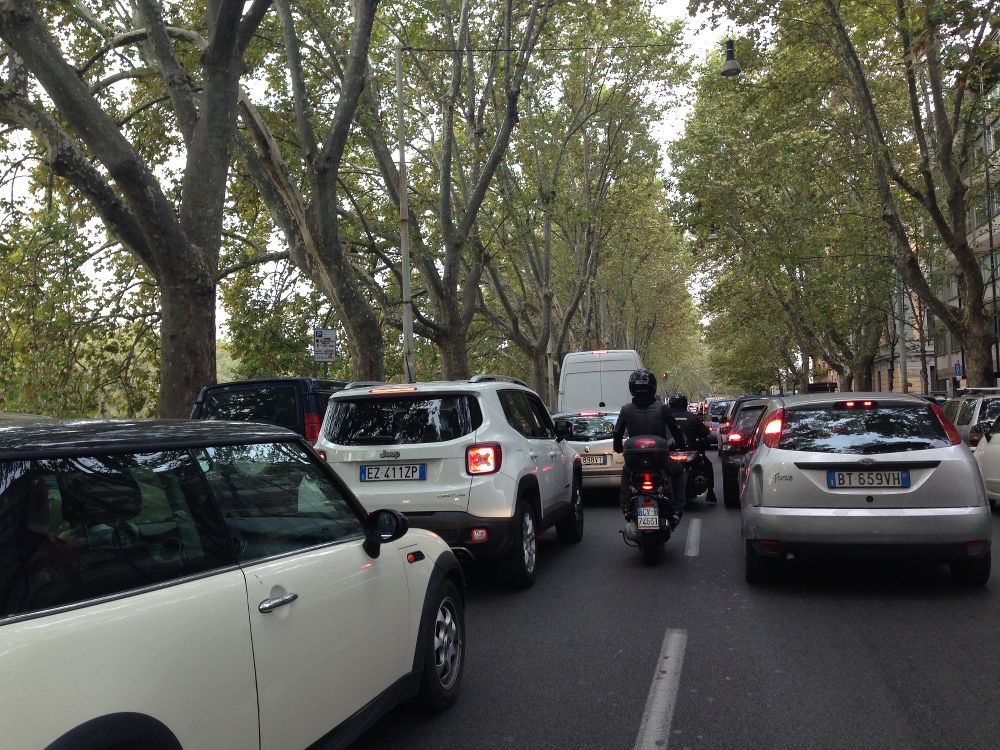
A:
[433,596,463,689]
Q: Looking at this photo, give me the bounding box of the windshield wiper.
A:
[351,435,397,445]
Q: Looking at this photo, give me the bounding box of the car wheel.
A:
[417,580,465,710]
[556,478,585,543]
[745,540,775,584]
[502,499,537,588]
[723,468,739,508]
[949,550,991,587]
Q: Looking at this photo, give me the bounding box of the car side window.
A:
[957,399,976,426]
[0,452,235,621]
[498,390,537,438]
[525,395,556,439]
[194,441,364,563]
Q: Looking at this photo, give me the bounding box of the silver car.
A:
[552,412,622,489]
[739,393,992,585]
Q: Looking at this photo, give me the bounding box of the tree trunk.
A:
[440,333,470,380]
[962,310,995,387]
[159,280,217,417]
[852,356,874,390]
[529,347,546,399]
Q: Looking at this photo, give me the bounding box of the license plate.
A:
[360,464,427,481]
[581,455,608,465]
[636,505,659,529]
[826,469,910,489]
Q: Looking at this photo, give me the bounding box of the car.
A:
[704,397,735,448]
[940,390,1000,446]
[973,416,1000,511]
[738,393,992,585]
[315,375,584,587]
[191,377,348,442]
[552,411,623,489]
[557,349,643,412]
[718,396,769,507]
[0,417,465,750]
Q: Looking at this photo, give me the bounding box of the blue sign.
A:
[954,362,963,377]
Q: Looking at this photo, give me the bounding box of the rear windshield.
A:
[200,386,298,429]
[981,397,1000,426]
[325,395,482,445]
[553,414,617,442]
[709,401,732,419]
[732,404,765,436]
[778,405,950,454]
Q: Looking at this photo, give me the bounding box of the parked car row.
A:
[718,392,993,586]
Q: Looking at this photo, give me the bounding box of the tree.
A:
[0,0,273,415]
[694,0,1000,385]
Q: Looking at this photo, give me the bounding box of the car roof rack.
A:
[344,381,388,390]
[469,373,528,388]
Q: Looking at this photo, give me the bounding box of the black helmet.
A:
[628,368,657,398]
[668,392,689,411]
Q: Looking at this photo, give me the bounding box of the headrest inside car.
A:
[59,470,143,525]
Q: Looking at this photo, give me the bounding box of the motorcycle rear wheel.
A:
[640,535,659,566]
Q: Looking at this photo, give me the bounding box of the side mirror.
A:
[363,508,409,558]
[554,421,572,442]
[977,421,993,443]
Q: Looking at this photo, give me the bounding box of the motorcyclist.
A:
[613,369,687,525]
[668,392,717,503]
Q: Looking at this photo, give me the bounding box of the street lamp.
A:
[721,39,742,78]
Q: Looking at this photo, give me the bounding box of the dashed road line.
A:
[634,628,688,750]
[684,518,702,557]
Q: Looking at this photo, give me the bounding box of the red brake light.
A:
[727,432,743,443]
[632,437,657,449]
[591,349,608,354]
[762,409,784,448]
[640,473,654,491]
[304,412,321,442]
[578,411,600,416]
[929,403,962,446]
[467,444,502,474]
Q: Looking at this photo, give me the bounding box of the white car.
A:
[0,418,465,750]
[973,416,1000,511]
[552,411,623,489]
[738,393,992,585]
[315,376,584,587]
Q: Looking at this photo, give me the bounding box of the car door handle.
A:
[528,452,539,459]
[548,451,559,458]
[258,592,298,613]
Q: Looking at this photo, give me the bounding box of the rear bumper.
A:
[581,467,622,488]
[402,511,515,562]
[744,505,992,555]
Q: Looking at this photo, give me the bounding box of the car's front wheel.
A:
[556,478,584,543]
[950,550,991,587]
[417,580,465,710]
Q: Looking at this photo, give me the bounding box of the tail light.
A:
[631,437,658,449]
[840,400,876,409]
[640,473,655,491]
[316,449,327,462]
[929,403,962,445]
[467,444,502,475]
[304,412,321,442]
[762,409,784,448]
[727,432,743,443]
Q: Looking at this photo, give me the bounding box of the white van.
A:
[557,350,644,413]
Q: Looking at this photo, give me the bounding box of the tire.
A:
[416,580,465,710]
[556,478,585,543]
[950,550,991,587]
[723,468,740,508]
[502,499,537,588]
[640,535,659,566]
[745,540,775,584]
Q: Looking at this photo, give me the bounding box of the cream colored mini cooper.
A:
[0,417,464,750]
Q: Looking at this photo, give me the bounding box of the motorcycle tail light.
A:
[640,473,654,491]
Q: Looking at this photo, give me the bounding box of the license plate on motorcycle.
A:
[636,505,659,529]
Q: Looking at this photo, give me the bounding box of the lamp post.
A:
[396,44,416,383]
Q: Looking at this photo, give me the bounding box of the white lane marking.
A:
[684,518,702,557]
[634,628,688,750]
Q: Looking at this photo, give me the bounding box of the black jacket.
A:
[670,409,711,451]
[613,395,687,453]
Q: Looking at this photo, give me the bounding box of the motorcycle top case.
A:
[623,435,673,471]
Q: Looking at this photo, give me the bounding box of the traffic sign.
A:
[313,328,337,362]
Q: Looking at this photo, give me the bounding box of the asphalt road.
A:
[354,452,1000,750]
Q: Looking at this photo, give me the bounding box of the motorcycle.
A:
[620,435,684,565]
[670,448,712,502]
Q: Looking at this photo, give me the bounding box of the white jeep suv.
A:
[315,375,584,587]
